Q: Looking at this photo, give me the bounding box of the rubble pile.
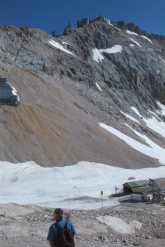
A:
[0,203,164,247]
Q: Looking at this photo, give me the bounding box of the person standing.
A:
[47,208,76,247]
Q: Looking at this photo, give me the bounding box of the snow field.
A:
[0,161,164,209]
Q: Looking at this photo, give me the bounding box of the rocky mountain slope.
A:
[0,18,165,167]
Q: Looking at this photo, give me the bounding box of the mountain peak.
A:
[0,19,165,166]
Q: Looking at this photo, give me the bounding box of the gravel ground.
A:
[0,202,164,247]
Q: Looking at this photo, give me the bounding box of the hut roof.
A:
[123,180,149,189]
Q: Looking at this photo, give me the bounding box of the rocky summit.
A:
[0,17,165,167]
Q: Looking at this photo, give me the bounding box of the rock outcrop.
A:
[0,19,165,166]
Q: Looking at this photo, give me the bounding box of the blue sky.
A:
[0,0,164,35]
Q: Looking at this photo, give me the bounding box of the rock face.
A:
[0,21,165,109]
[0,19,165,166]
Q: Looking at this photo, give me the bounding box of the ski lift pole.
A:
[100,191,103,210]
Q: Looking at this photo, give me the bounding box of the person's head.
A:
[53,208,64,221]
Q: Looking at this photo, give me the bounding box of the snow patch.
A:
[130,106,165,140]
[100,45,122,54]
[158,56,165,63]
[126,30,138,36]
[120,111,140,124]
[114,26,121,31]
[130,44,135,47]
[97,216,142,234]
[143,117,165,139]
[157,101,165,116]
[141,35,152,43]
[129,38,142,47]
[131,107,165,139]
[49,39,74,56]
[92,45,122,62]
[148,110,161,121]
[99,122,165,165]
[105,18,113,26]
[96,83,102,92]
[92,48,104,63]
[131,107,142,117]
[12,87,18,96]
[125,124,164,148]
[61,41,70,46]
